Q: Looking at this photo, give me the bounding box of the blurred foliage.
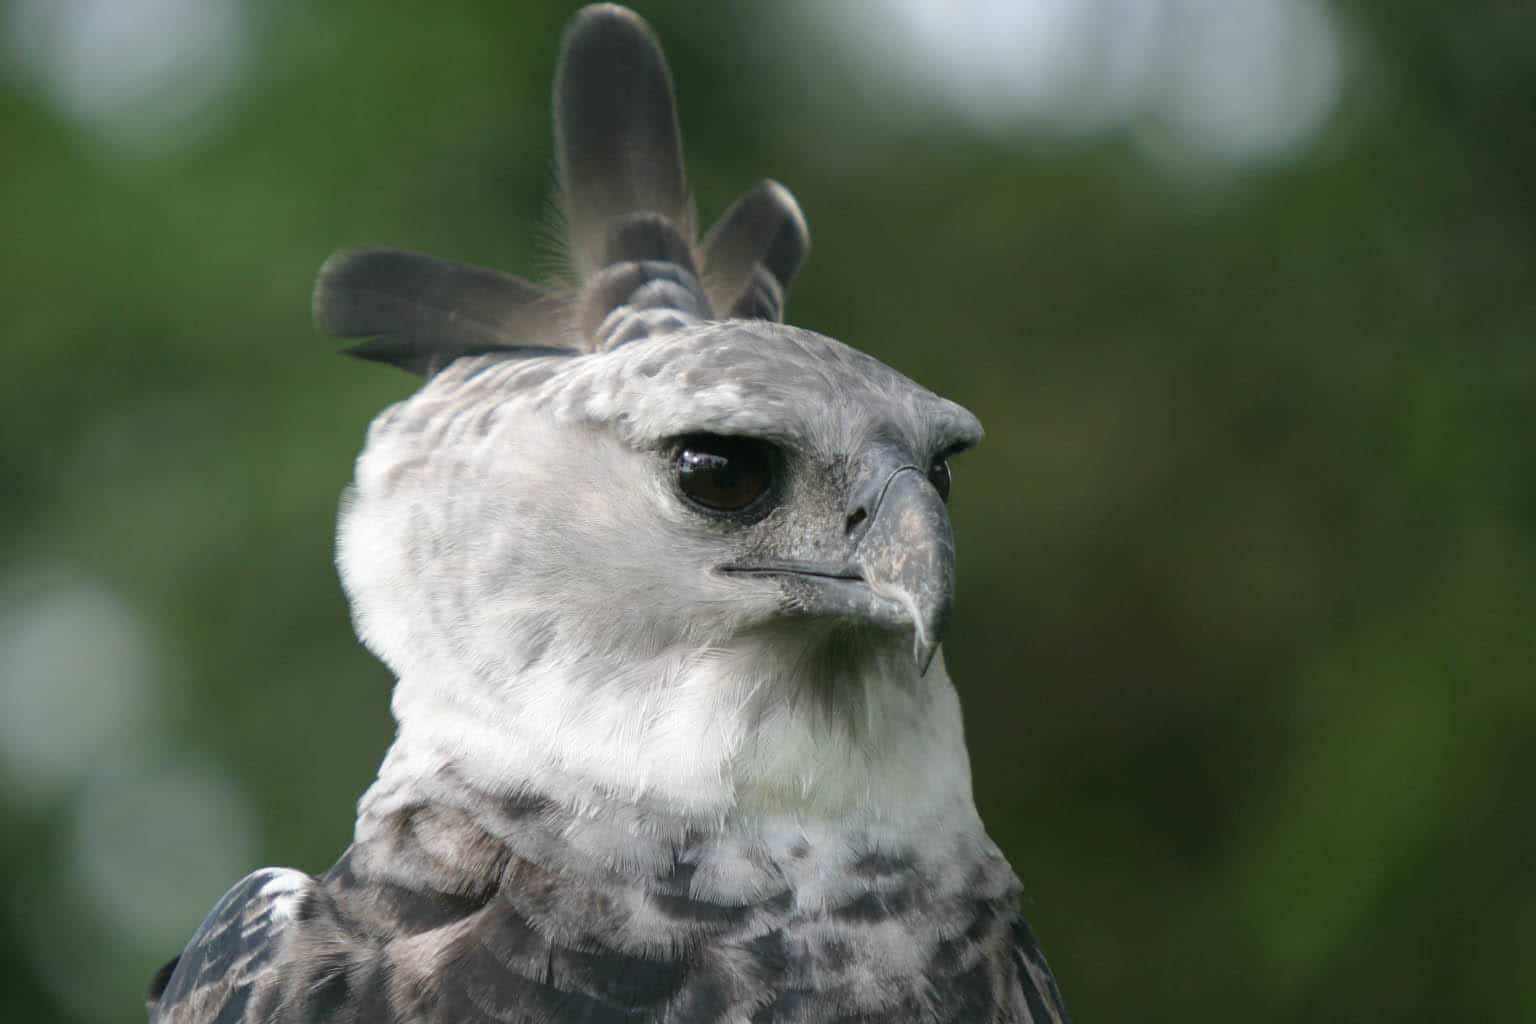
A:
[2,1,1534,1021]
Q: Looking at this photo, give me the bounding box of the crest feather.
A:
[312,3,811,376]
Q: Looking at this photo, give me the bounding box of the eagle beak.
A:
[851,467,956,674]
[720,467,957,673]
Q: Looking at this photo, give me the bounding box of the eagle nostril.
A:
[845,467,893,538]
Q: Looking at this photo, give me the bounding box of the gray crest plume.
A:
[312,7,807,372]
[149,5,1070,1023]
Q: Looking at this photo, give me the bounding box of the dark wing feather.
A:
[312,248,573,376]
[147,868,313,1024]
[1009,915,1072,1023]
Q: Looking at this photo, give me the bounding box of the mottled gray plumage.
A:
[152,764,1064,1023]
[149,6,1069,1022]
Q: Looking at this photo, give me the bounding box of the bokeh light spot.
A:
[4,0,250,157]
[803,0,1347,171]
[1147,0,1345,166]
[0,569,161,803]
[14,751,262,1022]
[69,752,261,953]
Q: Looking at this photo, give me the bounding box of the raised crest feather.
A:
[312,249,573,377]
[702,179,809,322]
[312,3,809,376]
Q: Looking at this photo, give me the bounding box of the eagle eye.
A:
[927,458,952,502]
[673,434,776,515]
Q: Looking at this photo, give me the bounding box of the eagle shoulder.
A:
[147,867,314,1024]
[1008,913,1072,1024]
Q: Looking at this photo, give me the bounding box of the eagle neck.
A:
[374,638,983,831]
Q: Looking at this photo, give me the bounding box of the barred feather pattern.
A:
[148,765,1069,1023]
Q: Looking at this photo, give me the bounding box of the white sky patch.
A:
[0,569,162,803]
[800,0,1347,171]
[4,0,250,158]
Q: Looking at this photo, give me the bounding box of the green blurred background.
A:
[3,0,1533,1020]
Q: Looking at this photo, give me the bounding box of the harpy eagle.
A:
[147,6,1070,1022]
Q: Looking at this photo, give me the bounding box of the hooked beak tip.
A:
[914,635,939,676]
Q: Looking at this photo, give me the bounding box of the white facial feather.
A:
[338,326,984,828]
